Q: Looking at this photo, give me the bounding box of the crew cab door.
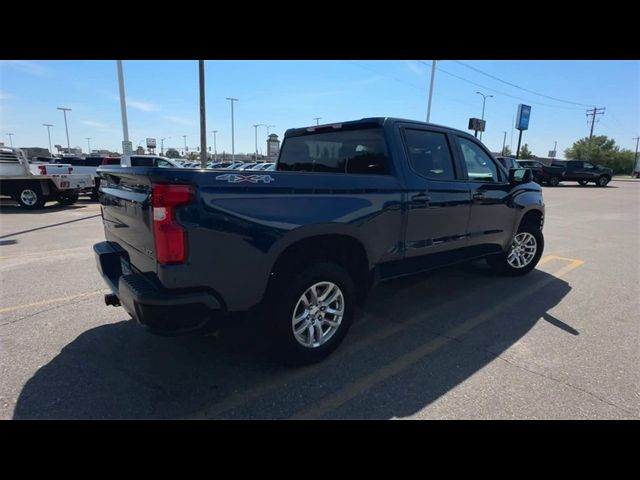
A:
[566,161,598,180]
[399,126,471,258]
[454,135,515,255]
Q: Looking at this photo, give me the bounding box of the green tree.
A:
[501,146,512,156]
[519,144,533,159]
[165,148,181,158]
[564,136,635,174]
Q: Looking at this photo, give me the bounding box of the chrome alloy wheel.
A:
[292,281,344,348]
[507,232,537,269]
[20,189,38,206]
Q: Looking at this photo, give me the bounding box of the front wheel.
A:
[487,225,544,276]
[596,176,610,187]
[267,262,355,365]
[548,176,560,186]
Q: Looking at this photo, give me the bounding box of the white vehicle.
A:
[0,147,93,209]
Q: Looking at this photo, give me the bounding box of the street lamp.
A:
[265,125,275,136]
[253,124,264,161]
[160,137,170,155]
[226,98,239,162]
[6,133,14,147]
[85,137,91,154]
[183,135,188,157]
[43,124,54,156]
[314,117,322,125]
[475,92,493,141]
[211,131,218,161]
[57,107,72,153]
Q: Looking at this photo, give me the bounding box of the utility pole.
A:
[226,98,238,161]
[85,137,91,154]
[6,133,14,147]
[43,124,53,156]
[198,60,207,169]
[253,124,263,161]
[632,136,639,177]
[183,135,187,157]
[57,107,72,154]
[585,107,605,162]
[116,61,131,166]
[314,117,321,125]
[160,137,170,155]
[211,131,218,161]
[426,60,437,123]
[552,140,557,158]
[501,131,507,155]
[510,114,515,152]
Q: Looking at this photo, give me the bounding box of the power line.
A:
[452,60,595,107]
[418,61,585,111]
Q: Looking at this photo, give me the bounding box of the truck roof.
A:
[284,117,476,139]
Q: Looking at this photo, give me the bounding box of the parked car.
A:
[237,163,258,170]
[94,117,545,365]
[516,160,565,186]
[0,147,93,209]
[223,161,244,170]
[264,163,276,171]
[555,160,612,187]
[207,162,234,169]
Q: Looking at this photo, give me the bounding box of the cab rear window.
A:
[278,127,389,175]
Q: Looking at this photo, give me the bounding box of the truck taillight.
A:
[38,165,46,175]
[151,184,194,264]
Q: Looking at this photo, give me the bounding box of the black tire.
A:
[57,192,79,206]
[578,180,589,186]
[486,224,544,276]
[266,262,355,366]
[548,176,560,187]
[16,184,46,210]
[596,175,610,187]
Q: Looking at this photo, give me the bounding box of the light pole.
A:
[211,131,218,161]
[426,60,437,122]
[57,107,72,153]
[6,133,14,147]
[226,98,238,161]
[85,137,91,154]
[160,137,170,155]
[116,60,131,166]
[253,124,264,161]
[183,135,187,157]
[314,117,321,125]
[475,92,493,141]
[198,60,207,169]
[43,124,54,156]
[502,131,507,155]
[265,125,275,136]
[632,136,639,177]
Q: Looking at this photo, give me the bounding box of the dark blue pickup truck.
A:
[94,117,545,364]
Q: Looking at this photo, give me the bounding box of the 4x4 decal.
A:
[215,174,275,184]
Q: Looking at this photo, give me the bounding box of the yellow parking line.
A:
[289,256,585,420]
[0,289,109,315]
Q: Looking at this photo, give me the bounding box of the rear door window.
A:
[278,127,389,174]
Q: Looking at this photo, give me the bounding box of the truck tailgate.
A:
[99,170,157,270]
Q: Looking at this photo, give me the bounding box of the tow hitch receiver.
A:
[105,293,121,307]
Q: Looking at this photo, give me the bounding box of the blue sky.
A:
[0,60,638,157]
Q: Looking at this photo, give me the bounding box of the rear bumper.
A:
[94,241,226,335]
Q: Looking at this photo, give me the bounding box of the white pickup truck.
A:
[0,147,94,209]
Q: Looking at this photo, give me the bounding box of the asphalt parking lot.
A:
[1,181,638,419]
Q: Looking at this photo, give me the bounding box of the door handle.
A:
[472,191,485,201]
[412,193,431,203]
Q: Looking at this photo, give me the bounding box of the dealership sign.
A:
[516,104,532,131]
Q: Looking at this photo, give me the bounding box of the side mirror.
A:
[509,168,532,184]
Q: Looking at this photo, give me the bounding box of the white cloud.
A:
[81,120,108,128]
[163,115,194,126]
[128,98,158,112]
[405,61,427,78]
[0,90,14,100]
[1,60,51,77]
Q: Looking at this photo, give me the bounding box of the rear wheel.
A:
[267,262,355,365]
[57,192,79,206]
[548,176,560,187]
[487,224,544,276]
[17,185,46,209]
[597,175,610,187]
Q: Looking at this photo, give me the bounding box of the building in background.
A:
[267,134,280,162]
[21,147,51,159]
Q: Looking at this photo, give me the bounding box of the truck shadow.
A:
[13,262,573,419]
